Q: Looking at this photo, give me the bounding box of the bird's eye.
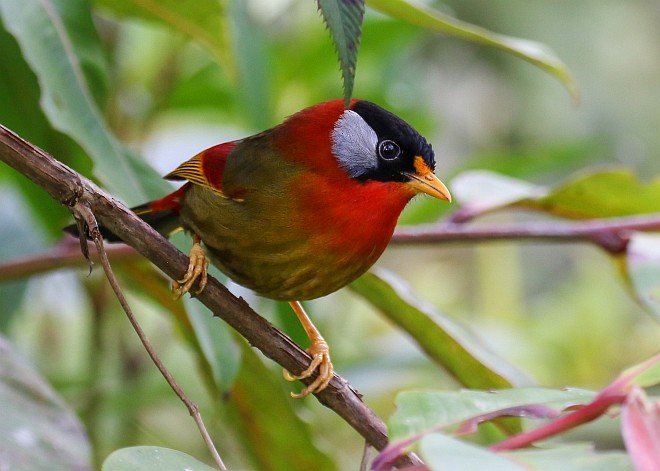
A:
[378,140,401,160]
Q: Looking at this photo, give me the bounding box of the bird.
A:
[85,99,451,397]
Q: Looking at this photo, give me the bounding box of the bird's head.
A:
[330,100,451,202]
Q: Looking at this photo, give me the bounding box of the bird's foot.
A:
[173,237,209,298]
[284,338,334,398]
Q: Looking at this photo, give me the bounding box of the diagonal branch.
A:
[0,124,418,465]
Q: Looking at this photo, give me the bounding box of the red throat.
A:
[294,172,414,263]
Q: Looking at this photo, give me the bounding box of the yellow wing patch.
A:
[165,153,229,199]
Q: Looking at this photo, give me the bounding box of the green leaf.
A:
[621,354,660,390]
[420,433,524,471]
[367,0,579,102]
[0,0,166,204]
[0,335,92,470]
[95,0,234,76]
[389,387,595,441]
[503,445,634,471]
[351,269,526,389]
[229,0,274,129]
[318,0,365,107]
[418,436,634,471]
[0,186,47,330]
[102,446,216,471]
[452,168,660,220]
[534,169,660,219]
[184,297,241,393]
[230,342,337,471]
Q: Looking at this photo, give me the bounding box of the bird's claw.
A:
[284,339,334,398]
[173,240,209,298]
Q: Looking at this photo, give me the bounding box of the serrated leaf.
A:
[367,0,579,102]
[95,0,234,76]
[318,0,365,107]
[102,446,216,471]
[0,335,92,470]
[350,269,526,389]
[0,0,166,204]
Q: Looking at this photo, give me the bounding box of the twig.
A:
[0,124,419,466]
[72,202,226,470]
[0,237,137,283]
[391,214,660,253]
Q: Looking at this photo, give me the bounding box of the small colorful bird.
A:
[97,99,450,397]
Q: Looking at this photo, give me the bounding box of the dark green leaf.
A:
[318,0,365,106]
[230,342,337,471]
[350,269,527,389]
[0,0,166,204]
[0,335,92,470]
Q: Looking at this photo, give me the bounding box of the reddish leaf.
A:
[621,387,660,471]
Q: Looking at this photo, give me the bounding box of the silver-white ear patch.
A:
[331,110,378,179]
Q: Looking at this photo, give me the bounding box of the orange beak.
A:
[404,156,452,202]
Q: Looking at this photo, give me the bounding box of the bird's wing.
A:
[165,142,237,198]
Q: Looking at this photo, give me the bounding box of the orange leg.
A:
[283,301,334,398]
[172,234,209,298]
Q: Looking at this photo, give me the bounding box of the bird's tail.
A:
[64,185,187,242]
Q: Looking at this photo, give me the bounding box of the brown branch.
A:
[0,237,138,282]
[391,214,660,253]
[0,124,417,465]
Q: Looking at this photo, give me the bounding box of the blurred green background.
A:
[1,0,659,469]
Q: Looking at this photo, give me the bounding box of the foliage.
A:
[0,0,659,470]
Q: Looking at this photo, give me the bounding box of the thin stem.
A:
[73,202,226,471]
[391,214,660,253]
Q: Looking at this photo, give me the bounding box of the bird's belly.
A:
[206,241,370,301]
[179,186,382,301]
